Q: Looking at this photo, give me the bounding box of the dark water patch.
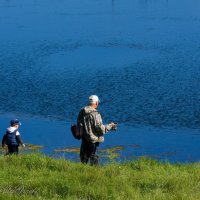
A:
[93,62,200,128]
[0,40,200,128]
[0,40,156,121]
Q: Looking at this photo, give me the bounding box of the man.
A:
[77,95,117,165]
[2,119,25,155]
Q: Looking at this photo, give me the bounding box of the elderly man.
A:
[77,95,117,165]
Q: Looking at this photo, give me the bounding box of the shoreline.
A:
[0,113,200,163]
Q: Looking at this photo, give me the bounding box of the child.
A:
[2,119,25,154]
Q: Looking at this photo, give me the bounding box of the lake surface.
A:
[0,0,200,163]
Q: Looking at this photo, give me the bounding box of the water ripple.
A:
[0,41,200,129]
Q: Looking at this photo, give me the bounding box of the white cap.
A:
[89,95,99,104]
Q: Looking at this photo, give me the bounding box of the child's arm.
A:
[16,131,25,147]
[2,134,6,147]
[16,135,25,146]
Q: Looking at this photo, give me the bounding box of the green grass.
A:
[0,153,199,200]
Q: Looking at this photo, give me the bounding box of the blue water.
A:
[0,0,200,162]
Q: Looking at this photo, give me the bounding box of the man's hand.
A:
[110,122,117,130]
[22,144,26,148]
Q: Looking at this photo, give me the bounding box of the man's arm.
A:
[93,113,115,135]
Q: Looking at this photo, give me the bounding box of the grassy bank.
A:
[0,153,199,200]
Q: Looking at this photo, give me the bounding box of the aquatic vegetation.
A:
[23,144,44,151]
[100,146,125,161]
[100,145,125,153]
[0,144,43,155]
[53,146,126,161]
[54,147,80,154]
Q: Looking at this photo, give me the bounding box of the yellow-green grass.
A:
[0,153,199,200]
